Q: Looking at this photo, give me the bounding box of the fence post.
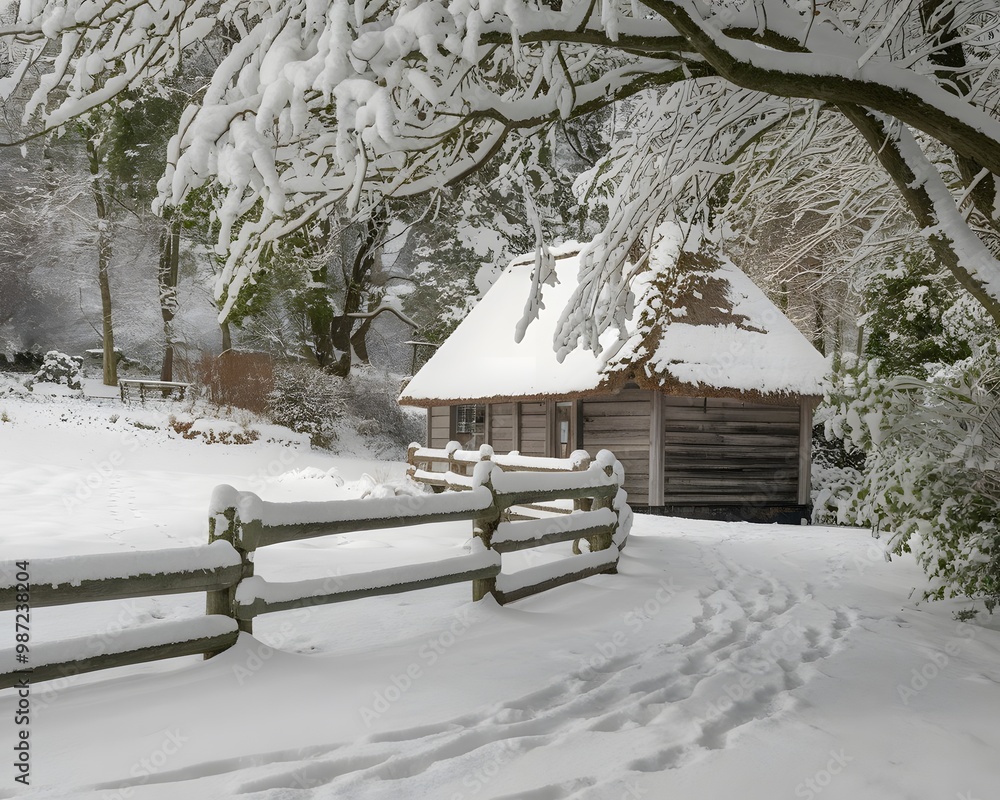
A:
[472,466,500,602]
[571,450,593,513]
[206,500,255,658]
[589,462,618,571]
[571,451,594,554]
[406,443,419,481]
[479,444,493,471]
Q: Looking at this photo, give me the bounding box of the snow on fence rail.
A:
[0,545,243,690]
[215,448,628,621]
[0,448,631,691]
[406,444,631,603]
[408,442,593,485]
[208,482,503,625]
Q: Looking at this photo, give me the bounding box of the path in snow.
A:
[24,526,871,800]
[3,396,1000,799]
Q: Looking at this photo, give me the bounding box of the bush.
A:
[28,351,82,390]
[169,417,261,445]
[267,364,347,448]
[817,303,1000,609]
[341,367,426,449]
[0,352,43,374]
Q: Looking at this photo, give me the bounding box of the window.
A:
[554,401,573,458]
[453,404,486,448]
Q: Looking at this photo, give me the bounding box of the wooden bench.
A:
[119,378,193,403]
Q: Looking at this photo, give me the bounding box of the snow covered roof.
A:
[399,232,828,407]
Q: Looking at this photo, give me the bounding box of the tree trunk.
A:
[220,321,232,353]
[97,240,116,386]
[350,317,373,365]
[329,212,384,378]
[158,215,181,381]
[305,260,335,368]
[87,139,117,386]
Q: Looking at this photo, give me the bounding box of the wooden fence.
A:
[407,441,594,486]
[0,448,629,690]
[407,442,599,521]
[0,545,242,690]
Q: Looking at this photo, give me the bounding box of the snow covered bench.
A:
[119,378,193,403]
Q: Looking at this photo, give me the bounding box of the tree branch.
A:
[840,103,1000,326]
[644,0,1000,177]
[346,304,418,328]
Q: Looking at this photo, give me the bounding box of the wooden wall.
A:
[422,393,808,517]
[428,406,451,449]
[518,401,548,456]
[489,403,515,453]
[661,396,800,505]
[581,389,651,506]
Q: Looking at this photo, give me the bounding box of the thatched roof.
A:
[399,230,828,408]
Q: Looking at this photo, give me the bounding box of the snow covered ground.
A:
[1,381,999,799]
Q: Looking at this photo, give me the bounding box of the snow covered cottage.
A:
[399,230,829,523]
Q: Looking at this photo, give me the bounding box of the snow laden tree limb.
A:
[0,0,215,140]
[730,111,912,287]
[644,0,1000,177]
[4,0,1000,333]
[841,105,1000,326]
[346,304,418,328]
[550,81,811,360]
[918,0,999,235]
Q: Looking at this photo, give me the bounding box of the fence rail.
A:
[0,617,239,688]
[0,446,630,691]
[233,545,501,620]
[0,545,244,690]
[407,442,593,489]
[0,544,242,611]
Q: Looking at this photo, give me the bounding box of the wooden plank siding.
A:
[489,403,515,454]
[662,396,800,505]
[649,391,665,506]
[798,398,816,505]
[422,392,809,518]
[581,389,651,505]
[429,405,451,449]
[519,402,548,457]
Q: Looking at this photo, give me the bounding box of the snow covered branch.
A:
[842,105,1000,324]
[2,0,999,335]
